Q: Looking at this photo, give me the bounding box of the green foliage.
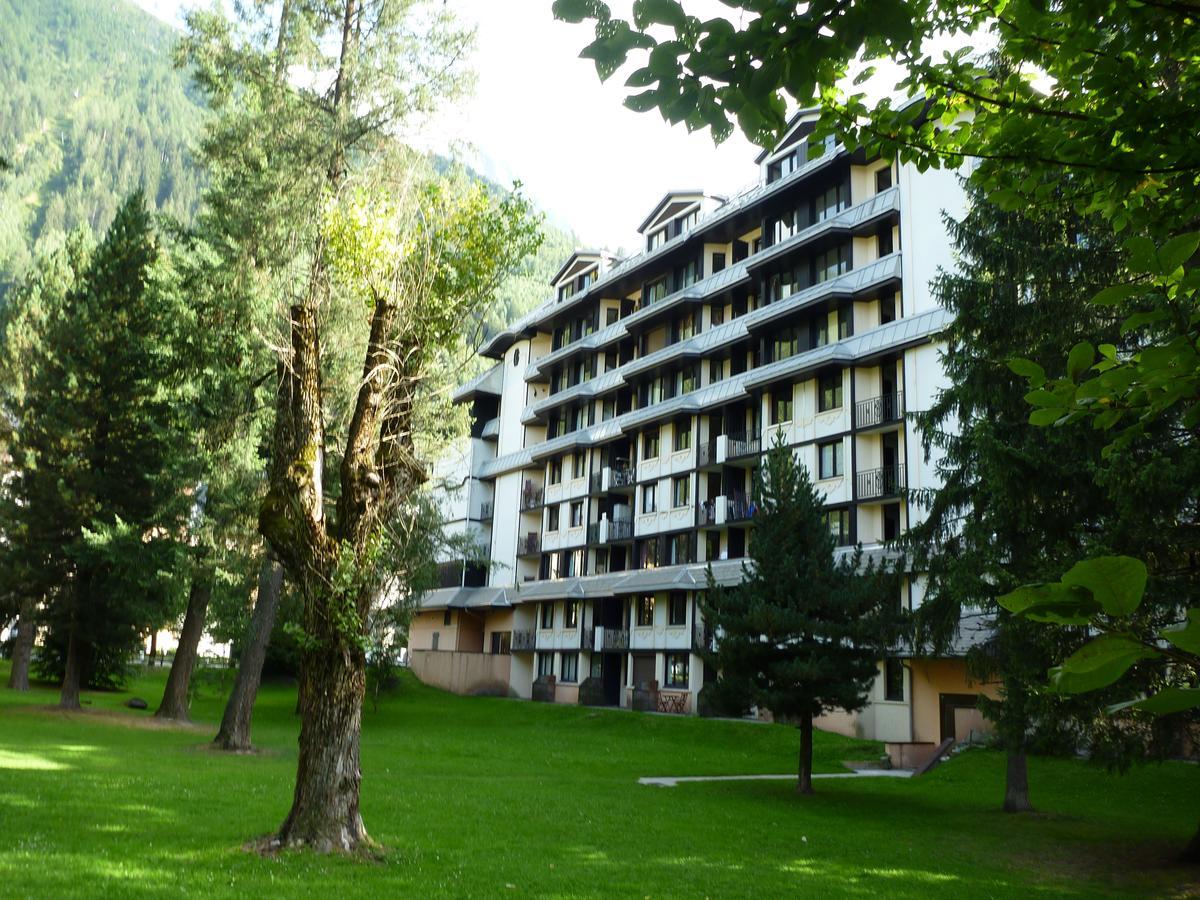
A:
[701,434,899,724]
[0,0,207,293]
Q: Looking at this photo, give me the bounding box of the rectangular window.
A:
[443,609,453,627]
[877,228,894,257]
[431,631,439,651]
[824,508,852,545]
[771,389,794,425]
[547,505,560,531]
[606,307,620,326]
[818,371,844,412]
[548,458,563,485]
[537,652,554,678]
[640,537,660,569]
[670,533,692,564]
[709,358,724,383]
[814,180,850,223]
[573,451,586,478]
[641,483,657,514]
[674,419,691,451]
[712,252,726,273]
[885,658,905,701]
[875,166,893,193]
[490,631,512,655]
[815,243,850,283]
[643,429,660,460]
[772,327,800,362]
[675,314,696,342]
[665,652,690,688]
[570,500,584,528]
[710,304,725,326]
[560,652,579,683]
[637,595,655,627]
[564,601,578,629]
[819,440,844,479]
[644,277,669,306]
[541,602,554,629]
[673,476,690,508]
[669,591,687,626]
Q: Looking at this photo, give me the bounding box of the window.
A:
[772,326,800,362]
[877,228,894,257]
[875,165,893,192]
[818,371,843,411]
[490,631,512,655]
[885,658,905,701]
[647,228,667,251]
[673,476,690,508]
[431,631,439,651]
[570,501,584,528]
[675,314,696,342]
[815,243,850,284]
[771,389,794,425]
[641,483,657,514]
[814,180,850,222]
[606,307,619,326]
[547,505,560,531]
[709,358,724,383]
[665,652,690,688]
[641,537,660,569]
[712,251,727,273]
[443,609,453,627]
[669,591,687,626]
[513,348,520,366]
[706,531,721,561]
[710,304,725,326]
[541,602,555,629]
[819,440,844,479]
[824,508,852,545]
[560,652,579,683]
[537,652,554,678]
[549,458,563,484]
[573,451,586,479]
[565,601,578,629]
[637,595,655,627]
[644,277,669,306]
[673,419,691,451]
[643,429,660,460]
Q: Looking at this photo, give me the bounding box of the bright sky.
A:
[130,0,762,252]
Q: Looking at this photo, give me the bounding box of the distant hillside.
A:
[0,0,576,330]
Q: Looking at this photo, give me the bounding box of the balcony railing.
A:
[511,629,536,652]
[607,519,633,542]
[726,493,753,522]
[520,487,544,511]
[855,391,905,429]
[586,523,601,544]
[479,501,494,521]
[600,628,629,651]
[697,500,716,525]
[608,465,635,489]
[692,624,715,653]
[856,464,906,500]
[697,438,718,467]
[517,533,541,556]
[726,432,761,459]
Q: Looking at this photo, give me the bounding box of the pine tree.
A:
[0,194,202,706]
[902,180,1137,816]
[702,434,899,793]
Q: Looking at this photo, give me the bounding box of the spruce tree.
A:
[702,435,898,793]
[907,180,1132,816]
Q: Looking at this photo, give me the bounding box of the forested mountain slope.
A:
[0,0,575,331]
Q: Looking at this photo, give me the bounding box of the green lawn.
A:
[0,662,1194,898]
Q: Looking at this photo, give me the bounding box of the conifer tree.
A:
[702,435,898,793]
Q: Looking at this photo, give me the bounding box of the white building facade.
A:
[410,113,995,755]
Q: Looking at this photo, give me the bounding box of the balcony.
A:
[855,391,904,430]
[590,518,633,544]
[697,438,718,468]
[856,464,906,501]
[717,432,761,464]
[512,629,536,652]
[479,501,494,521]
[520,487,544,512]
[605,465,636,491]
[590,626,629,652]
[697,500,716,526]
[692,624,715,653]
[517,533,542,557]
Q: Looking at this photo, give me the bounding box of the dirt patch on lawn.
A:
[12,704,210,734]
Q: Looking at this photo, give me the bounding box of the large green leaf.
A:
[1162,608,1200,655]
[1108,687,1200,716]
[1060,556,1147,616]
[1156,232,1200,276]
[997,582,1100,625]
[1048,634,1159,694]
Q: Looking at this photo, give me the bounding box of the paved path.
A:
[639,770,913,787]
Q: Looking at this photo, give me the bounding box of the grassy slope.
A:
[0,663,1194,898]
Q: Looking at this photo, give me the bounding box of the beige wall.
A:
[456,610,485,653]
[910,658,999,744]
[410,610,455,652]
[410,649,513,697]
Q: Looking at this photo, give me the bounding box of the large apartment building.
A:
[410,111,996,756]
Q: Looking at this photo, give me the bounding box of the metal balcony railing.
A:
[855,391,904,429]
[609,465,635,489]
[726,432,761,459]
[586,523,601,544]
[692,624,715,653]
[697,438,718,467]
[601,628,629,651]
[511,629,536,652]
[479,501,494,521]
[517,533,541,556]
[520,487,544,511]
[607,519,633,542]
[856,464,906,500]
[697,500,716,526]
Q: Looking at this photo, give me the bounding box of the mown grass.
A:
[0,660,1195,898]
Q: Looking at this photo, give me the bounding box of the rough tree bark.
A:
[1003,750,1034,812]
[7,597,36,690]
[214,557,283,751]
[59,628,83,710]
[797,714,815,795]
[155,570,214,721]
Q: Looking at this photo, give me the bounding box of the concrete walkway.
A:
[639,770,913,788]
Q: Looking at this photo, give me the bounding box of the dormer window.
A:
[647,228,668,252]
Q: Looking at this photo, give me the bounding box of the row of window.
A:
[769,371,845,425]
[534,650,692,689]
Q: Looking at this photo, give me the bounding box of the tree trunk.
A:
[7,598,36,690]
[797,713,815,795]
[155,570,213,721]
[149,629,158,667]
[1003,750,1034,812]
[59,629,83,709]
[1182,820,1200,865]
[214,558,283,751]
[276,582,369,852]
